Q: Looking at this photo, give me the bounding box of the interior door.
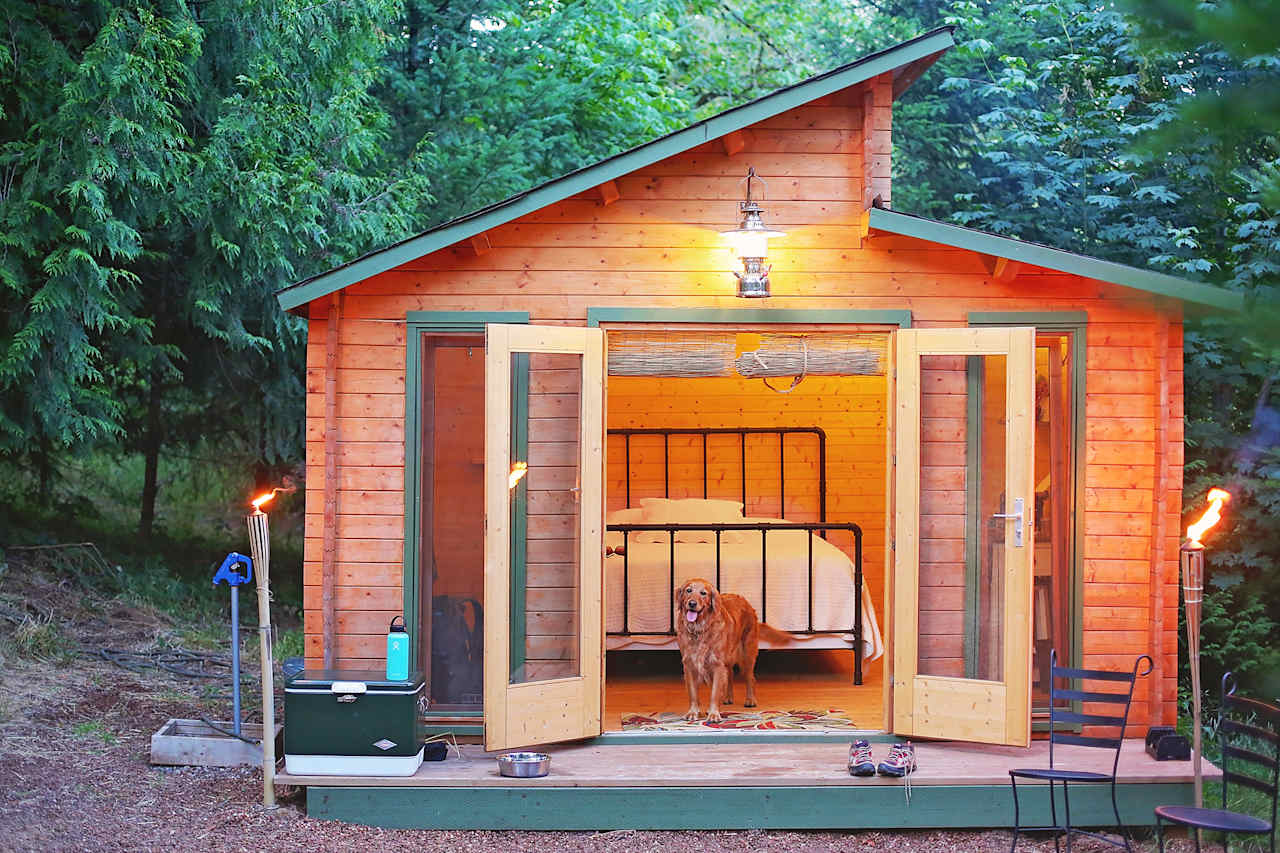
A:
[892,327,1035,746]
[483,324,605,750]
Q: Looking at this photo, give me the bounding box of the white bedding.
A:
[604,501,883,662]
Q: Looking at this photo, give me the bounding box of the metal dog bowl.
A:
[497,752,551,778]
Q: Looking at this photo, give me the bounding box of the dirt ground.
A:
[0,565,1203,852]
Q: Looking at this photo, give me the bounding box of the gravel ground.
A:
[0,568,1205,852]
[0,654,1209,853]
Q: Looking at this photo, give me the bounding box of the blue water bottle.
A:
[386,616,409,681]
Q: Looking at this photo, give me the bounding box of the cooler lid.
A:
[286,669,425,692]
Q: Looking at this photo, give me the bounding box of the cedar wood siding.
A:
[299,72,1183,733]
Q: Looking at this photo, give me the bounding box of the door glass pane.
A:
[917,353,1006,681]
[510,351,583,684]
[1033,333,1074,706]
[421,336,485,709]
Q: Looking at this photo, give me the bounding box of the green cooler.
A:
[284,670,427,776]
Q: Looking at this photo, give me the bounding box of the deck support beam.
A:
[596,181,620,206]
[985,256,1022,283]
[307,782,1195,830]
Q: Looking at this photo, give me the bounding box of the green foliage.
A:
[1190,583,1280,692]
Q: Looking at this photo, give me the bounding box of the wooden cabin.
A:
[276,27,1240,828]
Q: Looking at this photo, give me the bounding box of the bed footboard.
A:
[607,521,864,685]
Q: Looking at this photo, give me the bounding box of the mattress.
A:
[604,505,883,662]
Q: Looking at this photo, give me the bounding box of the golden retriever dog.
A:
[675,577,791,722]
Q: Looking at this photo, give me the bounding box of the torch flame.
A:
[250,477,298,511]
[508,462,528,490]
[1186,487,1231,545]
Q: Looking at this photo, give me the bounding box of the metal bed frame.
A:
[606,427,865,685]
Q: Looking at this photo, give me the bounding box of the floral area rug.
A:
[620,709,859,732]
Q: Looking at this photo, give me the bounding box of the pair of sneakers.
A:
[848,740,916,777]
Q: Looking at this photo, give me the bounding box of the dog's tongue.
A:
[686,610,698,623]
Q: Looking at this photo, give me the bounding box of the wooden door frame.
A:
[892,327,1037,746]
[483,323,606,750]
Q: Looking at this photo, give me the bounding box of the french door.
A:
[483,324,605,750]
[892,328,1036,746]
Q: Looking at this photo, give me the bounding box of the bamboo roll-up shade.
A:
[607,331,737,377]
[735,333,886,377]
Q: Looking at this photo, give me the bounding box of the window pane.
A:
[917,354,1006,681]
[510,351,583,684]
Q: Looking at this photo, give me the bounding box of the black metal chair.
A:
[1154,671,1279,853]
[1010,649,1153,852]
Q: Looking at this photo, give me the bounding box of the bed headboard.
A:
[607,427,827,523]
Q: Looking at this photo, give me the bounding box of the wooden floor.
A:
[603,648,883,730]
[277,739,1218,789]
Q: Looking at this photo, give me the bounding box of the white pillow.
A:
[606,507,647,525]
[639,498,744,524]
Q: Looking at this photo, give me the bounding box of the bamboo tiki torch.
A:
[247,488,283,810]
[1180,487,1230,810]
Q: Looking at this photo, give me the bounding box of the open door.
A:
[892,327,1035,746]
[484,324,605,750]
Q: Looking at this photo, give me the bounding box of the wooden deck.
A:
[278,739,1213,789]
[284,740,1216,830]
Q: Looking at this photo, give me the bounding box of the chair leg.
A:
[1049,780,1060,853]
[1062,781,1072,853]
[1154,815,1164,853]
[1110,779,1131,853]
[1009,775,1019,853]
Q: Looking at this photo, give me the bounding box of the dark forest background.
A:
[1,0,1277,695]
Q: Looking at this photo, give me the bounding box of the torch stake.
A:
[1180,541,1205,809]
[247,510,277,809]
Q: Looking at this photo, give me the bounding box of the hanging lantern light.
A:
[723,167,784,298]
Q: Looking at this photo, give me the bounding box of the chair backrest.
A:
[1046,649,1154,773]
[1218,672,1280,835]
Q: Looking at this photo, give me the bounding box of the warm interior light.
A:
[508,462,528,490]
[730,229,771,260]
[1186,487,1231,544]
[721,166,784,298]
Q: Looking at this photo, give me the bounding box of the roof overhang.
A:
[865,206,1243,313]
[276,28,956,313]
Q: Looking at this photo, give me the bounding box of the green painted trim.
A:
[586,307,913,327]
[425,710,484,718]
[276,30,956,312]
[307,782,1194,830]
[508,351,530,680]
[962,356,985,680]
[869,207,1243,312]
[402,311,529,675]
[968,312,1088,706]
[423,725,484,737]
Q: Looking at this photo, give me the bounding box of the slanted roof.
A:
[276,27,958,312]
[866,206,1243,312]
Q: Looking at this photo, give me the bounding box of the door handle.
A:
[991,497,1025,548]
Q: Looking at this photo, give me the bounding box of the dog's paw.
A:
[706,709,723,723]
[683,708,700,721]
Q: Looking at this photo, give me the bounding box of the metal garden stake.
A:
[212,552,253,735]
